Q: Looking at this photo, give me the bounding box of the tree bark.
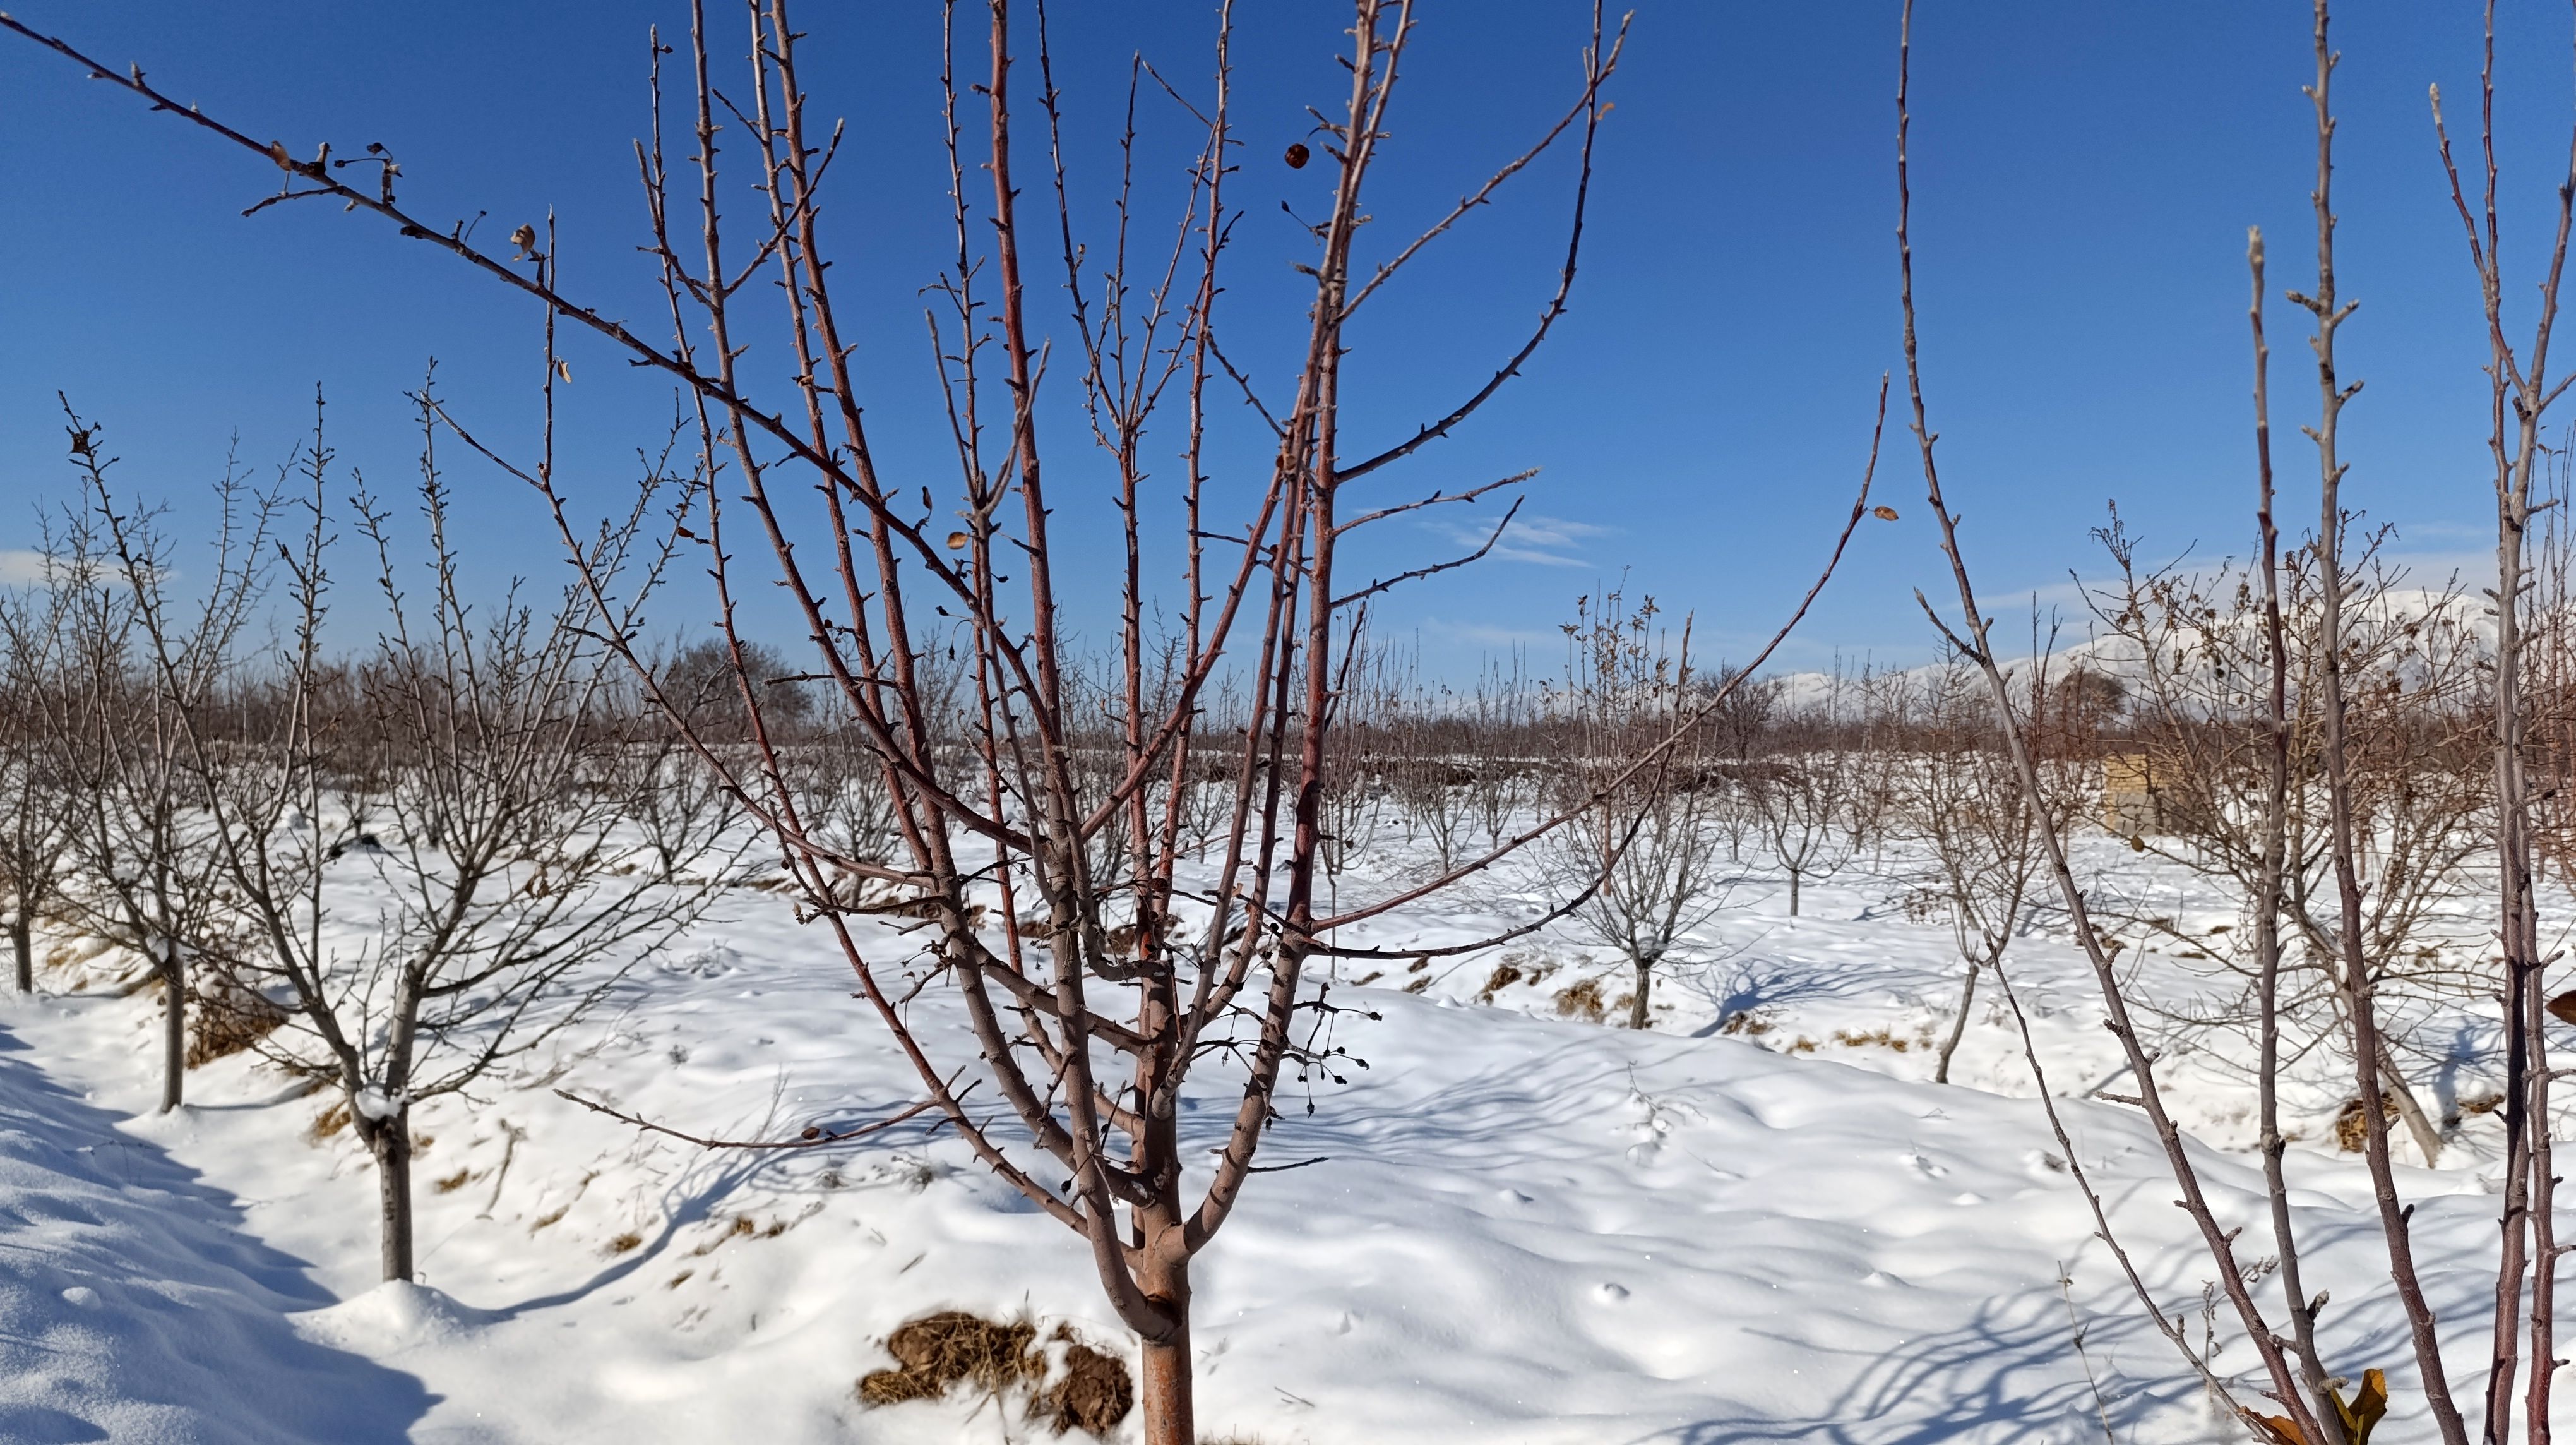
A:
[1136,1245,1192,1445]
[1935,957,1978,1084]
[371,1117,415,1282]
[157,949,184,1113]
[1786,872,1801,917]
[1628,956,1653,1031]
[10,911,30,993]
[2380,1053,2443,1168]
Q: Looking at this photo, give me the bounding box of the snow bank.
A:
[0,1026,427,1443]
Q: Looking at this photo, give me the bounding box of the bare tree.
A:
[1750,681,1863,916]
[2428,6,2576,1429]
[2087,520,2487,1168]
[1897,4,2335,1431]
[655,635,815,736]
[1311,635,1400,904]
[1544,588,1741,1030]
[2294,7,2470,1419]
[0,570,78,993]
[1693,659,1779,765]
[1837,662,1906,876]
[451,5,1628,1434]
[1891,1,2576,1436]
[606,637,780,884]
[1386,683,1481,875]
[1465,656,1539,853]
[1897,654,2063,1085]
[97,397,733,1282]
[325,434,728,1283]
[44,423,273,1114]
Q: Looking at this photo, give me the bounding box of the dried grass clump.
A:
[2334,1096,2401,1153]
[1833,1026,1912,1053]
[1553,977,1606,1022]
[44,933,113,973]
[1039,1340,1135,1435]
[858,1311,1042,1407]
[855,1312,1136,1436]
[187,979,287,1068]
[305,1100,352,1143]
[1477,950,1561,1005]
[1719,1010,1774,1037]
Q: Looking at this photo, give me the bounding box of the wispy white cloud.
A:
[2377,548,2493,590]
[0,549,166,590]
[1416,616,1558,650]
[1975,541,2497,632]
[1428,511,1606,567]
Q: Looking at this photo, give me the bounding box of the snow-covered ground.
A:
[0,818,2561,1443]
[0,1020,427,1442]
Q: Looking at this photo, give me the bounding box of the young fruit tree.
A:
[39,441,271,1113]
[88,399,733,1282]
[0,1,1915,1435]
[1895,0,2576,1436]
[0,572,78,994]
[1749,681,1864,917]
[1542,587,1738,1031]
[1897,654,2066,1086]
[2085,519,2484,1166]
[503,6,1632,1433]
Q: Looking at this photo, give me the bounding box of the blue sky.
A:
[1,2,2565,676]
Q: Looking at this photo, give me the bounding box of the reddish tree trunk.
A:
[1136,1244,1193,1445]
